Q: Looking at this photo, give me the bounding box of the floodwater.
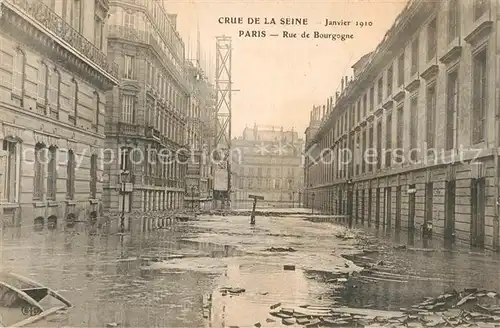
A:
[1,213,500,327]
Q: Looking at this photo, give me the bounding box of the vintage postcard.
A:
[0,0,499,327]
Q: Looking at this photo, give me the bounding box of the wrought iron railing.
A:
[10,0,119,79]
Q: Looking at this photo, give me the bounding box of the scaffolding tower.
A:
[213,36,233,209]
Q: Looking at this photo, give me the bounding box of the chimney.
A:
[344,76,348,87]
[322,105,326,118]
[310,110,313,122]
[329,96,333,111]
[326,98,330,113]
[336,92,340,102]
[167,14,178,29]
[341,78,344,92]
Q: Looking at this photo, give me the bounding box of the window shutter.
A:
[37,63,46,105]
[12,52,23,96]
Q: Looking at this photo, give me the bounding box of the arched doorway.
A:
[89,211,97,226]
[47,216,57,230]
[66,213,76,228]
[34,217,44,231]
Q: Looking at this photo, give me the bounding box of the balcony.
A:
[145,126,161,140]
[117,122,141,135]
[4,0,119,80]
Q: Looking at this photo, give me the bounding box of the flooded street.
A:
[2,213,500,327]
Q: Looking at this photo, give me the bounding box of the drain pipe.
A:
[494,4,500,251]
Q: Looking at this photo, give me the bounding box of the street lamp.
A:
[347,179,353,228]
[298,191,302,208]
[120,170,130,234]
[190,185,197,212]
[292,191,295,208]
[311,192,316,214]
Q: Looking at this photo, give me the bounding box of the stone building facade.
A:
[184,62,215,211]
[0,0,118,231]
[233,125,304,209]
[103,0,189,230]
[304,0,500,250]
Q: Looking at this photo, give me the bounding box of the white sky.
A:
[164,0,408,138]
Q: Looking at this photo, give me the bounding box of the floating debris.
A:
[264,247,297,252]
[264,288,500,327]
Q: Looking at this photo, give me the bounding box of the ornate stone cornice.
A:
[405,78,420,93]
[464,20,493,46]
[420,64,439,81]
[439,46,462,65]
[382,99,394,110]
[393,89,405,102]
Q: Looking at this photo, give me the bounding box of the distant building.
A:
[232,125,304,209]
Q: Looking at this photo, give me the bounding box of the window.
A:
[356,101,360,123]
[66,150,75,200]
[3,139,19,203]
[124,55,135,79]
[376,121,382,169]
[361,130,366,173]
[396,104,404,163]
[446,70,458,150]
[411,37,419,75]
[410,95,418,161]
[368,126,374,172]
[472,49,487,144]
[33,143,46,200]
[94,16,104,50]
[448,0,459,42]
[12,48,25,106]
[69,77,77,125]
[426,83,436,149]
[94,91,100,131]
[72,0,83,32]
[369,87,374,111]
[121,94,135,123]
[37,61,48,113]
[120,148,131,171]
[377,77,383,104]
[427,18,437,60]
[471,177,486,247]
[385,113,392,167]
[47,146,57,200]
[49,69,61,120]
[90,154,97,199]
[425,182,433,223]
[474,0,487,21]
[398,53,404,87]
[363,94,367,117]
[124,11,135,28]
[386,65,393,97]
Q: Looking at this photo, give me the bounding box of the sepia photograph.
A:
[0,0,499,326]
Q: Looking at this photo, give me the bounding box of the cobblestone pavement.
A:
[1,213,500,327]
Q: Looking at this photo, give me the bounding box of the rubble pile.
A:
[265,289,500,327]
